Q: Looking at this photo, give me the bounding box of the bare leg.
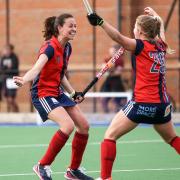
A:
[105,110,138,140]
[153,121,180,154]
[11,97,19,112]
[65,105,89,134]
[101,98,111,113]
[48,106,75,134]
[65,105,90,169]
[153,121,177,143]
[39,107,74,166]
[101,110,138,179]
[6,97,12,112]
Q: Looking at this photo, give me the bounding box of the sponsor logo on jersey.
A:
[137,105,157,118]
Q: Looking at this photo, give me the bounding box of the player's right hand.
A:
[87,13,104,26]
[71,91,85,104]
[13,76,24,87]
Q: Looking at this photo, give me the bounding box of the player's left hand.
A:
[144,7,158,17]
[71,91,85,103]
[87,13,104,26]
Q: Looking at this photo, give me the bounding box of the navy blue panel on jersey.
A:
[158,73,164,103]
[122,100,172,124]
[44,45,54,60]
[134,39,144,55]
[131,55,137,101]
[64,42,72,58]
[32,93,76,121]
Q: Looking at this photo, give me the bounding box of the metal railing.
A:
[0,64,180,112]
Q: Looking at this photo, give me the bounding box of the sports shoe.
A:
[64,167,94,180]
[33,164,52,180]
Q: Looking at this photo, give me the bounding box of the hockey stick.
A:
[83,0,93,14]
[82,47,125,96]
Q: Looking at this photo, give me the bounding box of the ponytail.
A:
[43,13,74,41]
[43,16,56,41]
[137,15,174,54]
[157,34,174,54]
[155,16,174,54]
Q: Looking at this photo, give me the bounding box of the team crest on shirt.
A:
[56,56,60,64]
[51,98,59,104]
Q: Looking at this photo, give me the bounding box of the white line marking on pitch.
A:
[0,167,179,177]
[0,139,163,149]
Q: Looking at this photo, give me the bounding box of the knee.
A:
[60,122,75,135]
[78,121,90,134]
[83,122,90,132]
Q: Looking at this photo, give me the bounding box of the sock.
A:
[170,136,180,154]
[101,139,116,179]
[70,131,89,170]
[39,130,69,165]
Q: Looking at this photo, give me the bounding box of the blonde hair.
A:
[136,15,174,54]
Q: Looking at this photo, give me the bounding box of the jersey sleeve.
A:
[134,39,144,56]
[39,44,54,60]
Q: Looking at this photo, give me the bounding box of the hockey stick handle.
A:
[83,0,93,14]
[82,47,125,96]
[82,77,98,96]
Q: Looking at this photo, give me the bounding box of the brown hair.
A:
[43,13,74,41]
[136,15,161,39]
[136,15,174,54]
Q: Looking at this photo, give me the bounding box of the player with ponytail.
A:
[87,7,179,180]
[14,14,93,180]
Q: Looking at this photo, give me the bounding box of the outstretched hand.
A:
[71,91,85,104]
[13,76,24,87]
[87,13,104,26]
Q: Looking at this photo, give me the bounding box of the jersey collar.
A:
[51,36,63,50]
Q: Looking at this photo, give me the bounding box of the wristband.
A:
[69,90,75,98]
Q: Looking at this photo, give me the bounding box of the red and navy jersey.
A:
[31,36,72,98]
[132,39,169,103]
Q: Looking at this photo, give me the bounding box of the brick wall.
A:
[0,0,179,112]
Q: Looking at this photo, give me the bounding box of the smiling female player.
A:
[13,14,94,180]
[86,7,180,180]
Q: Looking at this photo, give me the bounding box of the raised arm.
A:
[87,13,136,51]
[144,7,165,42]
[101,21,136,51]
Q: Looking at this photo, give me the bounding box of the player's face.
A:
[133,22,141,39]
[59,17,77,40]
[2,46,11,56]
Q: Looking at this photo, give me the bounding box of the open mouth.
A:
[69,32,76,36]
